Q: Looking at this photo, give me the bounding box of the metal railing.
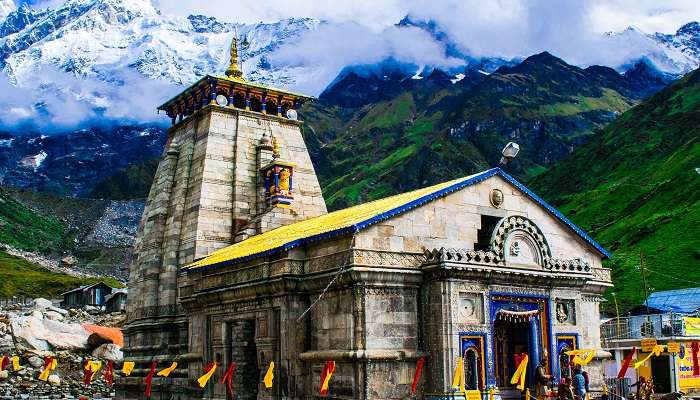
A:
[601,313,696,344]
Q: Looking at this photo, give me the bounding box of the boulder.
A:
[43,311,64,322]
[47,374,60,386]
[83,305,100,314]
[30,310,43,320]
[27,356,43,369]
[32,299,52,310]
[0,333,13,349]
[11,315,89,351]
[47,306,69,316]
[0,370,8,380]
[91,343,123,362]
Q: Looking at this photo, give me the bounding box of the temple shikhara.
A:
[119,36,613,399]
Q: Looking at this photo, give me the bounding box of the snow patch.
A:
[450,73,465,84]
[20,150,48,171]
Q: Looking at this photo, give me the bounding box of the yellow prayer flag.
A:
[157,362,178,377]
[510,355,529,390]
[452,357,466,395]
[38,359,57,382]
[197,363,217,389]
[634,345,665,369]
[565,349,596,366]
[38,366,51,381]
[263,361,274,389]
[90,360,102,383]
[122,361,135,376]
[11,356,22,371]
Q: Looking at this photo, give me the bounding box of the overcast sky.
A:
[153,0,700,34]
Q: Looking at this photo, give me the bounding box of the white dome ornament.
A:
[286,109,298,120]
[215,94,228,107]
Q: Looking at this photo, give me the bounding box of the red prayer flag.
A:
[220,362,236,396]
[411,356,426,394]
[83,360,93,386]
[144,361,157,398]
[617,347,636,379]
[104,361,114,386]
[0,356,8,371]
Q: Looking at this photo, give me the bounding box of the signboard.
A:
[685,317,700,336]
[668,342,681,353]
[678,342,700,391]
[641,338,657,353]
[466,390,482,400]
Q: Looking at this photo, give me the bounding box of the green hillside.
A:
[304,53,654,210]
[0,186,72,253]
[531,68,700,311]
[0,251,121,298]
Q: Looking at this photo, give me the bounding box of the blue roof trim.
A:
[495,169,611,259]
[183,167,610,274]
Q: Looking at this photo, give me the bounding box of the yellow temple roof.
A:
[184,168,610,272]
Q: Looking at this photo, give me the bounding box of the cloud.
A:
[0,65,174,131]
[269,22,463,94]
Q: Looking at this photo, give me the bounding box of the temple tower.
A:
[121,36,326,398]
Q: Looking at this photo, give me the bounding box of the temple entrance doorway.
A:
[491,294,551,399]
[229,319,259,400]
[494,320,532,388]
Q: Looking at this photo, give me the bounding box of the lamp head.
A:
[499,142,520,165]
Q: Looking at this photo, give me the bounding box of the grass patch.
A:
[0,251,123,298]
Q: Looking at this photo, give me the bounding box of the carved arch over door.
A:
[489,216,553,269]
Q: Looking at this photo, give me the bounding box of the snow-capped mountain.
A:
[604,22,700,74]
[0,0,320,88]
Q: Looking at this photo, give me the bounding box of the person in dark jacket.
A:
[558,378,575,400]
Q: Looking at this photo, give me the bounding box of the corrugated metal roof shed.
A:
[646,288,700,314]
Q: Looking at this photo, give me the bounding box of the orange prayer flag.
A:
[319,360,336,396]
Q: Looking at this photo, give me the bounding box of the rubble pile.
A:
[0,299,125,399]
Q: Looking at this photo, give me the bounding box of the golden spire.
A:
[225,29,244,79]
[271,135,281,158]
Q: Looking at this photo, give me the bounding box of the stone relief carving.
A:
[458,292,483,323]
[555,300,576,325]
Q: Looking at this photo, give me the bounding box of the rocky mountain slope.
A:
[303,52,673,210]
[0,125,165,195]
[531,67,700,311]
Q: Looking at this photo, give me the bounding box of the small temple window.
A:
[265,99,277,115]
[475,215,501,251]
[232,93,245,109]
[250,96,263,113]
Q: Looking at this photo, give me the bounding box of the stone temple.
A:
[119,38,613,399]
